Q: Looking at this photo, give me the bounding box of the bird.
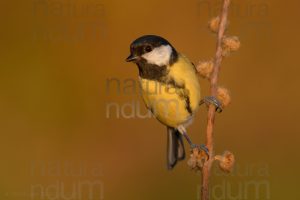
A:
[126,35,221,169]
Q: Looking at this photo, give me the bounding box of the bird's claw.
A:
[199,144,209,159]
[190,144,210,160]
[200,96,223,113]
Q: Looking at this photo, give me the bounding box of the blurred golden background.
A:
[0,0,299,199]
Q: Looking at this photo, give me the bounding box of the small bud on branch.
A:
[197,60,214,79]
[215,151,235,173]
[222,36,241,57]
[217,87,231,108]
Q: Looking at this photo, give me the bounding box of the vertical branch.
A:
[201,0,231,200]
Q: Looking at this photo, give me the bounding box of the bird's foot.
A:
[200,96,223,113]
[177,126,210,160]
[199,144,209,156]
[187,144,210,170]
[190,144,210,160]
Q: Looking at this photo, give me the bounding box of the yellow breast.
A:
[168,54,201,112]
[139,54,201,128]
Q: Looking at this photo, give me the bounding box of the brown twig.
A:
[201,0,231,200]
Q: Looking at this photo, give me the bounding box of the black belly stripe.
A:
[140,77,194,116]
[184,95,193,115]
[166,79,193,115]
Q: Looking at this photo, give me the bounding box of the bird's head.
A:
[126,35,178,67]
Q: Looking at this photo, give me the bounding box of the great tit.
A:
[126,35,220,169]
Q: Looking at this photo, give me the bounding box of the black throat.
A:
[137,61,167,81]
[136,51,178,81]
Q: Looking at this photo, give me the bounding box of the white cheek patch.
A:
[142,45,172,66]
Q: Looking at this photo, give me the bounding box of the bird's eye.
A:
[145,46,152,53]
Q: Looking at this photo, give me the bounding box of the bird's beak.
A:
[126,54,138,62]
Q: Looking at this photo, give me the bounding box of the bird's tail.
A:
[167,127,185,170]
